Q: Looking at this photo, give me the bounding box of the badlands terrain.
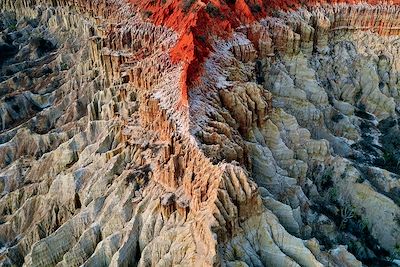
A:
[0,0,400,266]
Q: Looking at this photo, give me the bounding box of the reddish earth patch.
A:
[129,0,398,104]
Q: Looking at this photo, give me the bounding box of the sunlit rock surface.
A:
[0,0,400,266]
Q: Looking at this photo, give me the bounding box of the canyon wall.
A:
[0,0,400,266]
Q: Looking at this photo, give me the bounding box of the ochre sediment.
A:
[0,0,400,266]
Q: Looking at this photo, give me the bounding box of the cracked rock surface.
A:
[0,1,400,267]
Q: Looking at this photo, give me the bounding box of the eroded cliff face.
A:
[0,0,400,266]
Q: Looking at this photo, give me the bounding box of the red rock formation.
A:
[2,0,400,265]
[129,0,400,105]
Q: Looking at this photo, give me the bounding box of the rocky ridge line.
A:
[0,0,399,266]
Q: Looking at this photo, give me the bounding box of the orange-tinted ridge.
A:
[129,0,400,104]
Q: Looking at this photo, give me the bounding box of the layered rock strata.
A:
[0,1,399,267]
